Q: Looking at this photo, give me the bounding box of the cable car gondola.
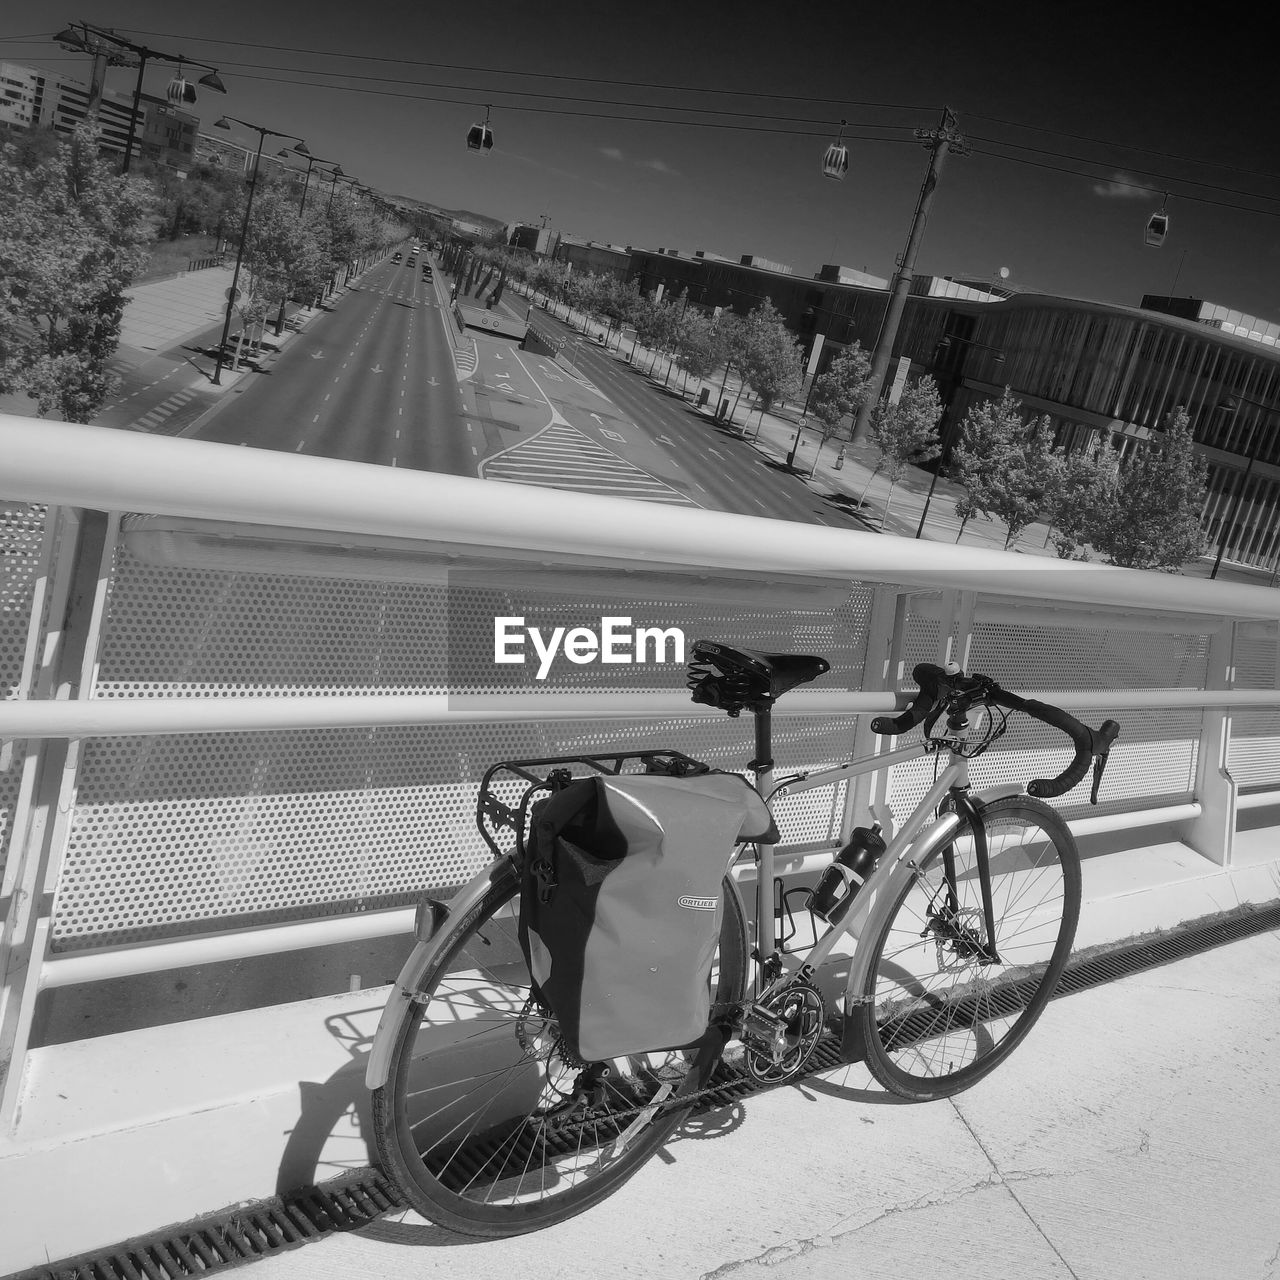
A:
[1145,195,1169,248]
[166,58,197,106]
[467,104,494,153]
[821,119,849,181]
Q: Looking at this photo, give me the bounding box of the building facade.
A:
[626,248,1280,573]
[0,59,140,155]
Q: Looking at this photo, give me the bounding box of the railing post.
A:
[845,584,901,836]
[1181,622,1238,866]
[0,509,116,1130]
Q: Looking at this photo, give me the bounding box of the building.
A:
[0,59,140,155]
[817,264,890,289]
[552,235,631,280]
[137,96,197,171]
[626,247,1280,573]
[507,222,555,254]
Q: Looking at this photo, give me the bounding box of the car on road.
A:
[422,265,432,278]
[392,252,401,262]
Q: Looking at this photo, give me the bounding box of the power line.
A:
[8,26,1280,220]
[200,67,919,142]
[204,57,923,129]
[969,145,1280,218]
[968,111,1280,187]
[968,133,1280,207]
[117,28,933,115]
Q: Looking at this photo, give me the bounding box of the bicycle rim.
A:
[373,869,748,1236]
[858,796,1081,1100]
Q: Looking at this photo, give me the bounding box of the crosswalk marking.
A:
[127,388,196,432]
[480,422,698,506]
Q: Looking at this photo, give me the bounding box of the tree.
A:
[0,124,154,422]
[1094,407,1208,570]
[733,300,801,428]
[633,294,675,375]
[1045,437,1118,560]
[951,390,1057,548]
[711,310,746,418]
[858,377,943,523]
[809,342,872,442]
[241,184,323,335]
[672,307,722,396]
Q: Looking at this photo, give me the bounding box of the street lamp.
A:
[211,116,307,386]
[915,332,1005,538]
[271,147,339,333]
[276,147,340,216]
[326,167,360,213]
[1210,394,1276,579]
[55,21,226,173]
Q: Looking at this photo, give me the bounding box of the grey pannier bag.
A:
[518,771,778,1062]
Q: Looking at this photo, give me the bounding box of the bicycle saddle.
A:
[688,640,830,714]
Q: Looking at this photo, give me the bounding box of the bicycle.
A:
[366,639,1120,1236]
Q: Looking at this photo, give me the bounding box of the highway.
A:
[188,255,863,528]
[469,298,869,527]
[194,254,472,475]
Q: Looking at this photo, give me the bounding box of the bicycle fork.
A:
[943,792,1001,967]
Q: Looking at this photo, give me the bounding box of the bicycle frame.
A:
[747,736,1024,1017]
[364,733,1026,1093]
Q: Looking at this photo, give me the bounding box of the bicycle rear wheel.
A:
[371,864,749,1236]
[856,794,1080,1101]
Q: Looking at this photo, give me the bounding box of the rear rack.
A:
[475,749,709,861]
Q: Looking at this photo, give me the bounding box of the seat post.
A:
[749,703,773,777]
[749,701,777,984]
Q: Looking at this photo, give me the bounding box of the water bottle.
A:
[808,824,885,923]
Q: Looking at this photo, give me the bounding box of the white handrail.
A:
[6,412,1280,620]
[5,687,1280,741]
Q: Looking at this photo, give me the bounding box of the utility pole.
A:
[851,106,968,447]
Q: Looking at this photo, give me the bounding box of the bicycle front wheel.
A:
[371,864,749,1236]
[856,794,1080,1101]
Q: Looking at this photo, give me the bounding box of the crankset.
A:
[742,982,825,1084]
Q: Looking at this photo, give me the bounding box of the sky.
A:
[4,0,1280,320]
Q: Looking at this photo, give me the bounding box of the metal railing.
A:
[3,409,1280,1131]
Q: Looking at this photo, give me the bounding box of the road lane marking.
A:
[296,441,305,451]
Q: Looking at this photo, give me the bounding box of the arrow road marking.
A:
[600,429,625,442]
[310,350,324,359]
[371,363,383,373]
[427,377,439,386]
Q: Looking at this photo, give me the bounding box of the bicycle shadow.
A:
[276,1002,753,1249]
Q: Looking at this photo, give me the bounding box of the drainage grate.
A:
[6,1171,406,1280]
[10,900,1278,1279]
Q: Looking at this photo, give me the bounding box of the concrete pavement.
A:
[185,924,1280,1280]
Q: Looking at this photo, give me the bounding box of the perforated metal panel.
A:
[52,536,877,950]
[1230,631,1280,789]
[1,501,49,868]
[56,719,862,951]
[885,600,1209,822]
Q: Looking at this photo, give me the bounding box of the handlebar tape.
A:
[870,663,947,736]
[1021,700,1121,799]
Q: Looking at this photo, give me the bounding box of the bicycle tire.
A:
[372,864,749,1236]
[856,794,1081,1101]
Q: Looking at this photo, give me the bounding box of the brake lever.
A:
[1089,750,1110,805]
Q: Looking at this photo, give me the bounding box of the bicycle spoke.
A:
[859,798,1080,1099]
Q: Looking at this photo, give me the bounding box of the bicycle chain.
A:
[541,1001,784,1136]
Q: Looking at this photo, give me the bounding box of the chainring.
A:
[743,982,826,1084]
